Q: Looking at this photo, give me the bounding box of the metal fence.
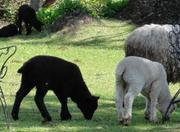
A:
[0,46,17,129]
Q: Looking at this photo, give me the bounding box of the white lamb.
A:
[115,56,176,125]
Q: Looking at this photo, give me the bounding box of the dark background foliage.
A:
[118,0,180,25]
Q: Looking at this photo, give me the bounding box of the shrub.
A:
[37,0,88,24]
[0,0,27,22]
[102,0,128,17]
[80,0,128,17]
[37,0,128,24]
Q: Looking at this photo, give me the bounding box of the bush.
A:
[37,0,128,24]
[0,0,27,22]
[80,0,128,17]
[37,0,88,24]
[102,0,128,17]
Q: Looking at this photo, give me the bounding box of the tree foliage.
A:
[0,0,28,22]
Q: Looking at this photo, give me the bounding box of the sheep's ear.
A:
[92,96,100,100]
[86,96,99,101]
[95,96,100,100]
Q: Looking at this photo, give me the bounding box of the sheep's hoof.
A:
[41,121,53,126]
[61,113,72,120]
[42,118,52,124]
[118,119,124,125]
[61,115,72,120]
[122,117,131,126]
[42,117,52,123]
[150,118,159,124]
[122,120,130,126]
[11,113,19,120]
[144,116,150,120]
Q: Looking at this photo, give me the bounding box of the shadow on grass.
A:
[0,95,179,131]
[47,33,126,50]
[0,32,126,51]
[0,19,132,51]
[19,32,126,50]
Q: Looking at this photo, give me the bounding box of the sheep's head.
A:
[77,96,99,120]
[160,89,180,122]
[33,20,44,32]
[162,103,176,122]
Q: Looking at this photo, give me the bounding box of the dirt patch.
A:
[49,11,92,33]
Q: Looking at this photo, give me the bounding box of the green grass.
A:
[0,19,179,131]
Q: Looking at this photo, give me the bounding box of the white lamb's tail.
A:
[115,70,124,100]
[115,62,126,121]
[115,61,125,82]
[115,62,125,94]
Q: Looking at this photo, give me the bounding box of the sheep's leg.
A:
[144,97,151,120]
[34,87,51,122]
[123,83,143,125]
[16,18,22,34]
[115,77,124,124]
[60,98,72,120]
[149,98,158,122]
[11,82,33,120]
[55,94,72,120]
[25,23,32,35]
[149,81,161,122]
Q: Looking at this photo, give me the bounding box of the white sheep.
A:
[125,24,180,83]
[115,56,176,125]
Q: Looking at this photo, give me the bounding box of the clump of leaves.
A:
[37,0,128,24]
[37,0,88,24]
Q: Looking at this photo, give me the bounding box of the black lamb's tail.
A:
[17,65,25,73]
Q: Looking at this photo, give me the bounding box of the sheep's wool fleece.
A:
[116,56,167,89]
[125,24,180,83]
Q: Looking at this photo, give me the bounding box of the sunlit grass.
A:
[0,19,179,131]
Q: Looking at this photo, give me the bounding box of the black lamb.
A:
[11,55,99,122]
[0,24,18,37]
[16,4,43,35]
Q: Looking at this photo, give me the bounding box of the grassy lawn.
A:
[0,19,179,131]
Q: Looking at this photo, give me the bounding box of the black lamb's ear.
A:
[92,96,100,101]
[86,96,99,101]
[95,96,100,100]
